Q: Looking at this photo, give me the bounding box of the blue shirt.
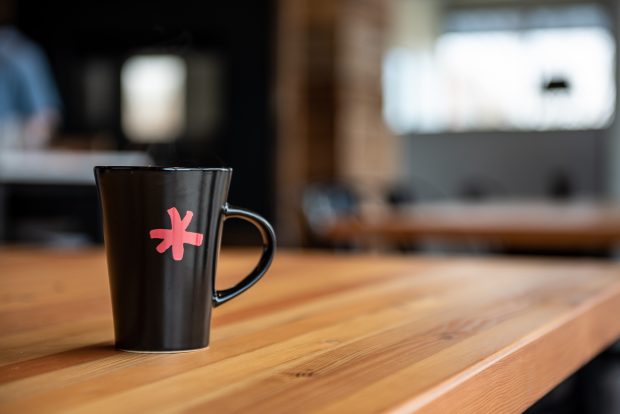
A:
[0,26,61,118]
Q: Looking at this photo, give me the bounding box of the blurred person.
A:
[0,2,61,150]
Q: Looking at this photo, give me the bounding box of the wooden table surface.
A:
[2,248,620,413]
[325,201,620,250]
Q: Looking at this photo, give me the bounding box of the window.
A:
[121,55,186,143]
[383,4,615,134]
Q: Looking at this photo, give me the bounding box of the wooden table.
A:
[325,201,620,250]
[1,248,620,413]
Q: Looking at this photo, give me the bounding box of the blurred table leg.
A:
[0,184,6,242]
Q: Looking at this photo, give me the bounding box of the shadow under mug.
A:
[94,166,276,353]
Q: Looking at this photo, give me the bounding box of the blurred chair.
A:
[302,183,360,249]
[385,183,416,209]
[547,169,574,200]
[458,176,505,201]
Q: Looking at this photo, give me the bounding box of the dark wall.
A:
[15,0,276,232]
[403,130,606,200]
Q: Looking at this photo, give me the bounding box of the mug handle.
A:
[212,203,276,307]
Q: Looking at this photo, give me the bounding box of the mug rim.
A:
[94,166,232,172]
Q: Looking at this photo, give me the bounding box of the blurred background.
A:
[2,0,620,411]
[1,0,620,253]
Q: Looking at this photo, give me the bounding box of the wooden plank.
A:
[0,248,619,413]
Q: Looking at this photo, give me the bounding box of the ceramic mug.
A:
[95,166,276,352]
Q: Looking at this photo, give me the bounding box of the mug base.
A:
[117,346,209,354]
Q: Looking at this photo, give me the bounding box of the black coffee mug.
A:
[94,166,276,353]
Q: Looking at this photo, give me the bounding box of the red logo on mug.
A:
[149,207,204,261]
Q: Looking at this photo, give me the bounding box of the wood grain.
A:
[1,247,620,413]
[325,201,620,250]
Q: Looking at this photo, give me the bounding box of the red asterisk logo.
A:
[149,207,204,261]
